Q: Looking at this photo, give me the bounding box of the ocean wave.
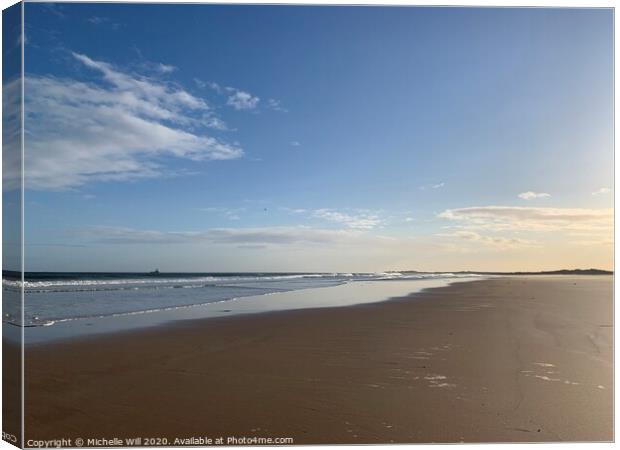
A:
[6,296,246,328]
[3,271,485,292]
[4,274,319,290]
[3,272,486,328]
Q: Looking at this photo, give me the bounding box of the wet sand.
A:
[21,276,613,444]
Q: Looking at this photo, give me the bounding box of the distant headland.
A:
[394,268,613,276]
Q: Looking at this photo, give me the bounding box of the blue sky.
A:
[15,4,613,272]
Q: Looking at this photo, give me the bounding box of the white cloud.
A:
[72,52,206,109]
[280,207,384,230]
[267,98,288,112]
[155,63,176,74]
[226,89,260,110]
[290,141,301,147]
[203,116,228,131]
[199,207,245,221]
[133,60,178,76]
[8,53,242,190]
[518,191,551,200]
[88,16,108,24]
[312,209,382,230]
[280,207,307,214]
[42,3,66,19]
[592,187,611,196]
[204,81,264,111]
[438,206,612,233]
[437,205,613,251]
[77,225,364,246]
[2,78,22,191]
[86,16,121,30]
[420,182,445,190]
[193,78,207,89]
[437,230,536,250]
[207,81,224,94]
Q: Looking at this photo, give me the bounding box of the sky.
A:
[7,3,614,272]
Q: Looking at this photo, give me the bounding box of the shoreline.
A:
[21,276,483,345]
[20,276,613,444]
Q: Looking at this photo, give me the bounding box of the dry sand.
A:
[18,276,613,444]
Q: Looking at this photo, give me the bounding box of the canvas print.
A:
[2,2,614,447]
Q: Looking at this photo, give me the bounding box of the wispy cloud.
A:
[42,3,66,19]
[199,207,246,221]
[87,16,108,25]
[193,78,207,89]
[8,52,242,190]
[438,206,612,233]
[518,191,550,200]
[133,60,178,76]
[71,52,206,109]
[2,78,21,191]
[77,225,364,246]
[290,141,301,147]
[226,89,260,111]
[592,187,611,196]
[202,80,277,112]
[267,98,288,112]
[420,182,445,190]
[280,207,307,214]
[155,62,176,74]
[280,207,384,230]
[436,205,613,253]
[437,230,537,250]
[312,209,383,230]
[87,16,121,29]
[206,81,224,94]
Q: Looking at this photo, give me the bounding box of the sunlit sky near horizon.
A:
[6,3,614,272]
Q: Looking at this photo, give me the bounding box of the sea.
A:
[3,272,484,343]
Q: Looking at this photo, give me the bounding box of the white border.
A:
[0,2,616,450]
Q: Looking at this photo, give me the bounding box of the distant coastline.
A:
[394,268,613,276]
[1,268,613,281]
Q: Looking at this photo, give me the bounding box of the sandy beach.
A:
[21,276,612,444]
